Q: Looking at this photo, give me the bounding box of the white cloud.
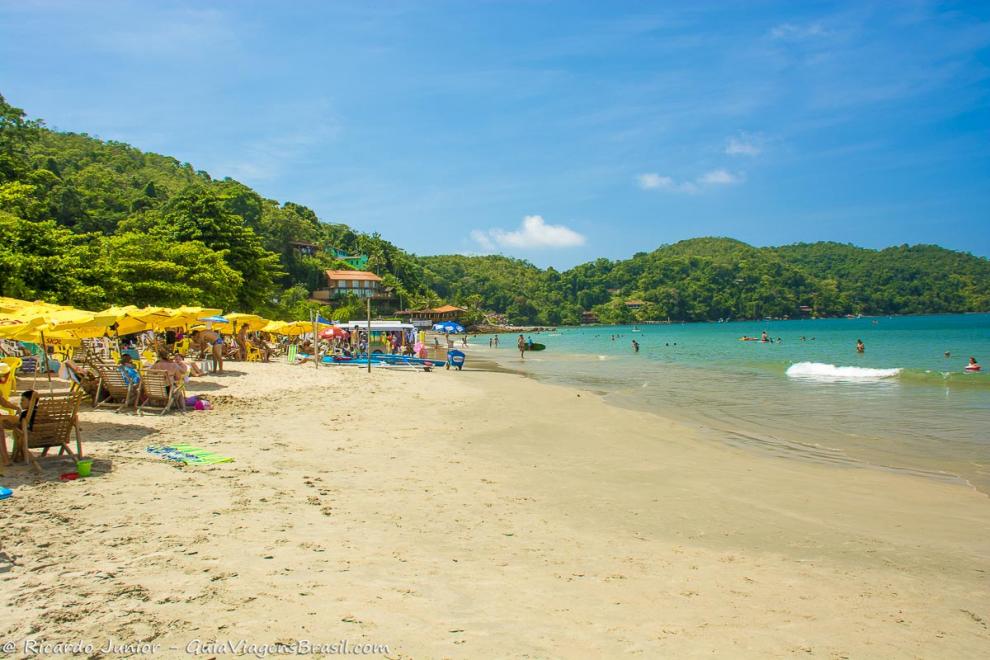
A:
[637,168,742,193]
[725,136,762,156]
[770,22,828,40]
[472,215,586,250]
[698,168,742,185]
[639,173,671,189]
[469,229,496,251]
[637,173,698,193]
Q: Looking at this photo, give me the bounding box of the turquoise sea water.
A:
[486,314,990,493]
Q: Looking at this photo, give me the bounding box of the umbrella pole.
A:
[40,330,54,395]
[311,310,318,371]
[367,297,372,374]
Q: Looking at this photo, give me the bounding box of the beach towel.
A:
[146,445,233,465]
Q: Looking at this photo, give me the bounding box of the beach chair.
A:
[0,357,21,413]
[137,370,185,416]
[287,344,298,364]
[12,391,84,466]
[93,365,137,410]
[246,344,263,362]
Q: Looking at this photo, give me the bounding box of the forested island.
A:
[2,94,988,326]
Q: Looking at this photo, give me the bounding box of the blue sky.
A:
[1,0,988,268]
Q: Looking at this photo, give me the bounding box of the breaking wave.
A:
[786,362,902,382]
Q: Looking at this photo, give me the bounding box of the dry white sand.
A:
[1,359,988,658]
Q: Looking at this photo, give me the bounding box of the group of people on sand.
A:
[184,324,274,373]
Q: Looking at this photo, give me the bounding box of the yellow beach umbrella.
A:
[263,320,313,337]
[0,306,116,337]
[0,297,71,315]
[167,306,223,329]
[216,313,268,333]
[98,305,144,335]
[262,320,289,334]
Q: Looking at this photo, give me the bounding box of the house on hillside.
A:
[624,299,646,311]
[581,311,599,324]
[396,305,466,328]
[311,270,394,302]
[330,248,369,270]
[289,240,320,257]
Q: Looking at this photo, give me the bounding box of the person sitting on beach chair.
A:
[151,351,186,385]
[295,340,318,364]
[172,353,205,378]
[0,390,39,465]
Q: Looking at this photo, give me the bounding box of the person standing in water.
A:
[632,339,639,353]
[761,331,769,342]
[856,339,865,353]
[517,334,526,359]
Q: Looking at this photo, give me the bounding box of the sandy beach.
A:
[2,358,988,658]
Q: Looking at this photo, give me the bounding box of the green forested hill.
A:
[2,94,988,325]
[774,242,990,315]
[0,94,437,319]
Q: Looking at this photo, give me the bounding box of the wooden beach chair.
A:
[11,391,84,467]
[17,355,38,374]
[137,369,185,416]
[93,365,137,410]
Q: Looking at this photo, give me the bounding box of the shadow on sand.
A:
[185,380,227,392]
[0,455,115,489]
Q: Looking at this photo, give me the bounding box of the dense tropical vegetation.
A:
[2,94,988,325]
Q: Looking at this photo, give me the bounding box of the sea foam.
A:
[785,362,902,382]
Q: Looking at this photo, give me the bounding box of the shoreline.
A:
[2,360,988,656]
[465,331,990,495]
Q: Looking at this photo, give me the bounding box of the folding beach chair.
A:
[93,365,138,411]
[11,391,85,466]
[137,369,185,416]
[287,344,298,364]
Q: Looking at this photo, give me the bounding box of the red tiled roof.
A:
[325,270,382,282]
[396,305,466,315]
